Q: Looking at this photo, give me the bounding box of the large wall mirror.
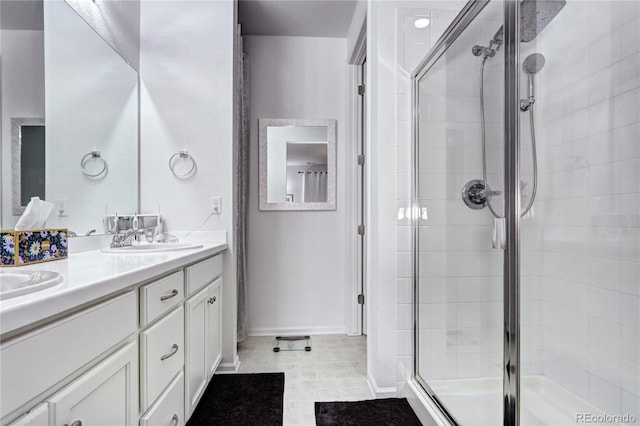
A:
[0,0,138,234]
[259,119,336,211]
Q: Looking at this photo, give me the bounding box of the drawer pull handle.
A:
[161,344,179,361]
[160,289,179,301]
[208,296,217,304]
[65,421,82,426]
[171,414,179,426]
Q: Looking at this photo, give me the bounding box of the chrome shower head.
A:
[520,0,567,42]
[474,0,566,58]
[523,53,545,74]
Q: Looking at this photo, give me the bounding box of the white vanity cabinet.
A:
[48,341,138,426]
[1,291,137,424]
[184,256,223,417]
[1,249,226,426]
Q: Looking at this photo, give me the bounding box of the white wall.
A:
[244,35,348,336]
[139,0,237,368]
[0,29,44,229]
[367,0,465,397]
[366,0,400,396]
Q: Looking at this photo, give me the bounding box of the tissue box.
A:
[0,229,68,267]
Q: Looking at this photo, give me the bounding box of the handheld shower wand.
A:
[520,53,545,111]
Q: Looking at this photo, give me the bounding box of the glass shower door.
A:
[414,1,506,424]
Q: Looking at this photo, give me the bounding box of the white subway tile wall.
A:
[525,0,639,416]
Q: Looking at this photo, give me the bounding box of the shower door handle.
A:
[492,218,506,249]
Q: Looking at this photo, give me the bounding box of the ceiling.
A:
[238,0,358,38]
[1,1,43,31]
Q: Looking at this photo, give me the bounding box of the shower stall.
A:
[412,0,639,424]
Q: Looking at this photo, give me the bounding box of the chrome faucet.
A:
[110,228,147,248]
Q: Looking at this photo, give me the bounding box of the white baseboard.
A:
[248,326,346,337]
[215,354,240,374]
[366,372,397,399]
[403,379,451,426]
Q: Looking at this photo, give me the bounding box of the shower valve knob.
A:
[462,179,500,210]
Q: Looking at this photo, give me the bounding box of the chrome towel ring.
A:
[81,151,107,178]
[169,150,196,178]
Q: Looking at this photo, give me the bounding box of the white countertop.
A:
[0,242,227,338]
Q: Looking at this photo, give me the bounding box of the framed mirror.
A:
[11,118,45,215]
[259,119,336,211]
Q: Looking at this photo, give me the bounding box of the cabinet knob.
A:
[171,414,179,426]
[160,343,179,361]
[70,421,83,426]
[208,296,216,304]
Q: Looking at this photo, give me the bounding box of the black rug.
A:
[315,398,422,426]
[187,373,284,425]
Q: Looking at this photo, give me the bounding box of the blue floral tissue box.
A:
[0,229,68,266]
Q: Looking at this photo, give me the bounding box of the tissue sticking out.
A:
[15,197,54,231]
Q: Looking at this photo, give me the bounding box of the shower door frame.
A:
[410,0,522,424]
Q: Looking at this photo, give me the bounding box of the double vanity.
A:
[0,242,227,426]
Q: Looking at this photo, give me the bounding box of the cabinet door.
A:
[205,280,222,380]
[7,403,48,426]
[48,341,137,426]
[184,284,210,417]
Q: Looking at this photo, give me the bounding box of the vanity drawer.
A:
[185,255,222,296]
[140,372,185,426]
[0,292,136,417]
[140,306,184,411]
[140,271,184,327]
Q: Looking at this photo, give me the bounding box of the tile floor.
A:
[238,334,372,425]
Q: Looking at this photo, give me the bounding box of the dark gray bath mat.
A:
[187,372,284,425]
[315,397,422,425]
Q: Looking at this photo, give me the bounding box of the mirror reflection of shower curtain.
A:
[235,26,249,343]
[301,171,327,202]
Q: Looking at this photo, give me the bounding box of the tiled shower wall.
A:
[526,0,639,416]
[391,0,468,389]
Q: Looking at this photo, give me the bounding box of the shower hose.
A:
[480,55,538,219]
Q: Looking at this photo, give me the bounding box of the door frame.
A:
[346,16,367,336]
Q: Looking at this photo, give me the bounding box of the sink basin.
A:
[101,243,203,254]
[0,270,64,300]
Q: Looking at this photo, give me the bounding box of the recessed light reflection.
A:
[414,18,430,29]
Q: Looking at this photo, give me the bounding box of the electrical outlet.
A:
[56,199,68,216]
[211,196,222,214]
